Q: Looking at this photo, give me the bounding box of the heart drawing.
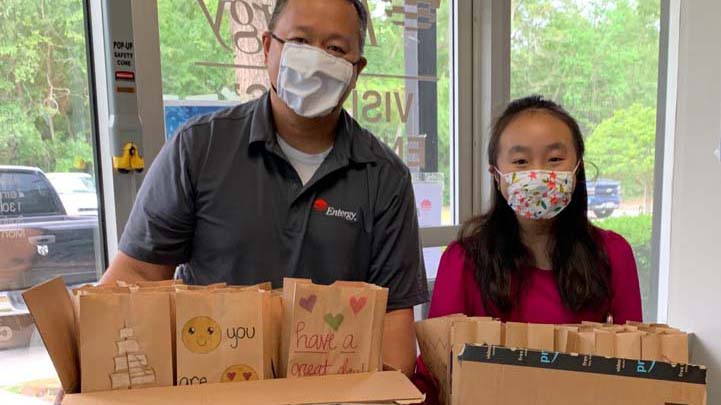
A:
[299,294,317,313]
[350,296,367,315]
[221,365,257,383]
[324,313,344,331]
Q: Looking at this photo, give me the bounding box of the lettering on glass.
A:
[192,0,439,97]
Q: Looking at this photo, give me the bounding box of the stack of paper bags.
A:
[415,315,503,405]
[416,315,692,405]
[554,321,689,363]
[23,277,424,405]
[72,280,280,392]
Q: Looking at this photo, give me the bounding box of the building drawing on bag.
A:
[109,322,157,389]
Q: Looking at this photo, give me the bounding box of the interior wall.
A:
[665,0,721,402]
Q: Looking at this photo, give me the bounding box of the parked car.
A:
[0,166,99,313]
[587,179,621,218]
[46,172,98,217]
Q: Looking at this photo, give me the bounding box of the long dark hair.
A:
[459,95,611,317]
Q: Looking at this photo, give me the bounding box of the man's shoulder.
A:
[166,97,265,167]
[347,119,411,180]
[178,98,259,136]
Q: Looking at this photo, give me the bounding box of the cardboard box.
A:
[417,316,705,405]
[23,277,423,404]
[62,372,423,405]
[454,344,707,405]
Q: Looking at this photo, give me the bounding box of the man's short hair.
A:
[268,0,369,54]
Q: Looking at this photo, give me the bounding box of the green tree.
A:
[0,0,94,172]
[511,0,660,134]
[157,0,235,97]
[586,104,656,210]
[594,214,653,320]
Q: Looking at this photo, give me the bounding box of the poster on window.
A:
[411,173,443,228]
[163,101,234,140]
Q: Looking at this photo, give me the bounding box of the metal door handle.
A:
[28,235,56,245]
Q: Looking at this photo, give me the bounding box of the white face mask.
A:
[272,35,356,118]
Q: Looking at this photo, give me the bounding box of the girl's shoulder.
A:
[442,240,483,275]
[594,227,638,282]
[436,241,471,276]
[444,240,467,260]
[594,227,634,257]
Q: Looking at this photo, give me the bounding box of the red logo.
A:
[420,199,432,211]
[313,198,329,212]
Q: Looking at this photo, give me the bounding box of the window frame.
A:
[501,0,672,322]
[90,0,165,261]
[99,0,673,319]
[102,0,480,262]
[652,0,676,323]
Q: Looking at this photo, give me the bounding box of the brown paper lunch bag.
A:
[78,289,173,392]
[174,287,272,386]
[281,278,388,378]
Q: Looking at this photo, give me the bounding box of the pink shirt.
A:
[413,230,642,404]
[428,229,642,323]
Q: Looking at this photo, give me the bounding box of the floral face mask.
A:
[496,163,580,220]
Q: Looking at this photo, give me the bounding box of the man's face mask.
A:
[271,33,359,118]
[496,163,580,220]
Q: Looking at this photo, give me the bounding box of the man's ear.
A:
[348,57,368,91]
[356,56,368,75]
[262,31,273,65]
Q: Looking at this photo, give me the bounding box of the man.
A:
[102,0,428,376]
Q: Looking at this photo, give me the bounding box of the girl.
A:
[415,95,642,403]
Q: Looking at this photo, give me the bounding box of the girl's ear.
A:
[489,166,501,190]
[574,160,584,182]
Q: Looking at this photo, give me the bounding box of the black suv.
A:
[1,166,100,349]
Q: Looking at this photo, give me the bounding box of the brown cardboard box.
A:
[62,371,423,405]
[454,344,707,405]
[418,315,705,405]
[415,315,499,405]
[449,319,502,405]
[414,314,467,405]
[23,278,423,404]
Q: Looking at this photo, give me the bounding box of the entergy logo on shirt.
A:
[313,198,358,223]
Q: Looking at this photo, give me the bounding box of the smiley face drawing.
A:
[221,364,259,383]
[181,316,221,354]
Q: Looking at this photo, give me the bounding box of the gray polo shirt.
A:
[119,93,429,310]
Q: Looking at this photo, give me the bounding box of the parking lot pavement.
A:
[0,390,49,405]
[0,334,58,395]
